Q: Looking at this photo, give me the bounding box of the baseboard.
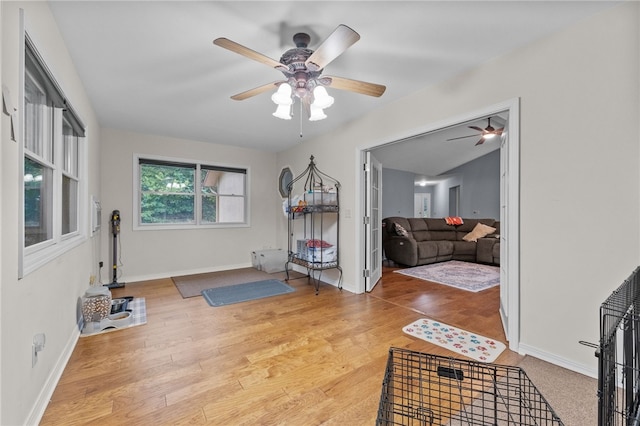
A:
[518,343,598,379]
[120,263,354,293]
[111,262,253,285]
[25,324,80,425]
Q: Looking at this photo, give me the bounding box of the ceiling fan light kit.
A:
[271,83,334,121]
[214,24,386,123]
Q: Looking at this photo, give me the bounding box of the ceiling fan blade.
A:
[446,134,480,141]
[213,38,287,71]
[475,139,485,146]
[468,126,485,132]
[230,81,284,101]
[495,128,504,135]
[305,24,360,71]
[323,76,386,97]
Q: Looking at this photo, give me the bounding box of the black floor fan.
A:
[106,210,125,289]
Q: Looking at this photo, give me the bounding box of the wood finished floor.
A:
[40,265,521,425]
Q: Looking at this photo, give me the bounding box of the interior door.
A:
[499,119,509,338]
[414,193,431,218]
[365,152,383,291]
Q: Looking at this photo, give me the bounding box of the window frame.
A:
[133,154,250,230]
[19,25,88,278]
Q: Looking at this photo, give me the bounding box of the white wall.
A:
[1,2,102,424]
[99,128,280,283]
[277,2,640,373]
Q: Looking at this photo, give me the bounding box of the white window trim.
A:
[132,154,250,231]
[18,18,88,278]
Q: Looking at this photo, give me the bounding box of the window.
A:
[136,156,247,228]
[21,33,86,276]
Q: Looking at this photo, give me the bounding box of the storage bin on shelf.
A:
[304,190,337,206]
[251,248,287,273]
[296,239,337,263]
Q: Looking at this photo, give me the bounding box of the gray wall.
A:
[381,168,417,218]
[382,150,500,219]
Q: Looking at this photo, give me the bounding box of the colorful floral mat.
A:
[403,318,506,362]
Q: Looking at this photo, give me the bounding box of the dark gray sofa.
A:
[382,217,500,267]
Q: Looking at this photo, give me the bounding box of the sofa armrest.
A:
[476,237,499,264]
[383,236,418,267]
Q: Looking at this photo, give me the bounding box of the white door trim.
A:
[355,98,520,351]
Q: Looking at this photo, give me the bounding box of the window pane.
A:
[201,194,217,223]
[202,169,245,196]
[140,162,195,224]
[218,196,245,223]
[201,168,246,224]
[24,72,53,162]
[24,157,53,246]
[62,175,78,235]
[140,194,195,224]
[63,118,78,176]
[141,163,194,193]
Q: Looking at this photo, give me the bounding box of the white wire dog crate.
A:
[376,347,563,425]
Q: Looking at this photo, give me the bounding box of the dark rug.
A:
[201,279,295,307]
[172,267,304,298]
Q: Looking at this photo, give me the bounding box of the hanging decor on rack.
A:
[285,156,342,294]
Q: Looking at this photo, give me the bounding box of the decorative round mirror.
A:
[278,167,293,198]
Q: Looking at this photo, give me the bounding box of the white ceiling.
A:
[47,0,617,168]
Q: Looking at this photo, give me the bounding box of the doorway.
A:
[449,185,460,216]
[358,98,520,351]
[414,193,431,218]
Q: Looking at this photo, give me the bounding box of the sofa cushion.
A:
[463,223,497,242]
[435,240,454,257]
[417,242,438,259]
[453,241,477,257]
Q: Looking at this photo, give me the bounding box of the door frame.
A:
[355,98,520,351]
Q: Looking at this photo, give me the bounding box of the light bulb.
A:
[312,86,334,109]
[484,133,496,139]
[273,104,292,120]
[271,84,293,106]
[309,104,327,121]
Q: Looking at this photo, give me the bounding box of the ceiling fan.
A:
[446,117,504,146]
[213,24,386,120]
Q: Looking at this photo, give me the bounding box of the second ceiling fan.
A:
[447,117,504,146]
[213,24,386,121]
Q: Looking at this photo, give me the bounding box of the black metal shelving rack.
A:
[285,155,342,294]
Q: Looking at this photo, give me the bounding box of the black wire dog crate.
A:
[376,348,563,425]
[597,266,640,426]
